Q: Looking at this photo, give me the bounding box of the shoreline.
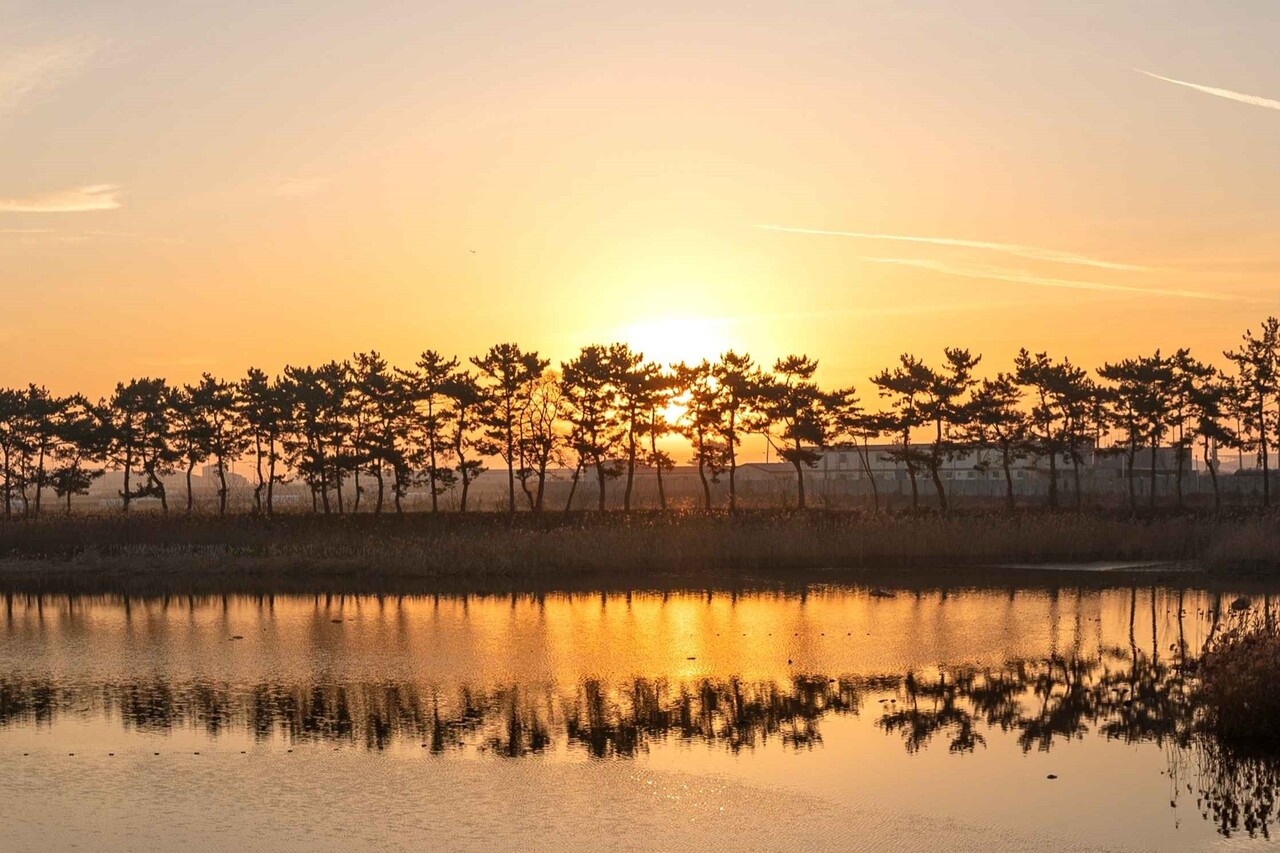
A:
[1,509,1277,596]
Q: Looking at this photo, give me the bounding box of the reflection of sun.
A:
[616,315,733,367]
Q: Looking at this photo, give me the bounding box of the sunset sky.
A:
[3,0,1279,400]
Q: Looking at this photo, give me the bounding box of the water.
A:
[1,584,1276,852]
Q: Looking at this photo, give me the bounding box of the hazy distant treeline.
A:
[4,316,1280,517]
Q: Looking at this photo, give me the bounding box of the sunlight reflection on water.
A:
[1,585,1276,852]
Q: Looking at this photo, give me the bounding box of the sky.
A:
[3,0,1280,401]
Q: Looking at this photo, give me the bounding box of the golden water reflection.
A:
[2,586,1279,839]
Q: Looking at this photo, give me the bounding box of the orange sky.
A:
[3,1,1279,403]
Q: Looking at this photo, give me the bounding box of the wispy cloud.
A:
[0,38,96,118]
[0,184,122,213]
[859,256,1247,302]
[755,224,1149,272]
[1135,69,1280,111]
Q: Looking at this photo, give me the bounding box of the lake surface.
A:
[2,583,1278,852]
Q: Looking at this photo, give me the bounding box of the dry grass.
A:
[0,509,1276,594]
[1200,611,1280,749]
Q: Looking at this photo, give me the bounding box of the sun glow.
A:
[614,315,735,368]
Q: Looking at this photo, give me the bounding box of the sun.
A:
[614,315,735,367]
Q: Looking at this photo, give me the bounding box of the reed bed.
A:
[0,510,1276,591]
[1200,610,1280,749]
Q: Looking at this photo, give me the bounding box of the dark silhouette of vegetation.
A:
[3,317,1280,516]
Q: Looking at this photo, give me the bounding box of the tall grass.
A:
[1200,610,1280,749]
[0,510,1276,591]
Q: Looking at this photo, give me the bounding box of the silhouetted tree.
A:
[673,360,723,509]
[1168,349,1213,509]
[404,351,459,513]
[762,355,827,510]
[239,368,288,515]
[472,344,549,514]
[610,344,651,512]
[0,388,19,518]
[829,388,886,512]
[106,378,178,512]
[562,345,620,511]
[172,384,211,514]
[516,369,565,512]
[714,351,766,512]
[1015,350,1087,510]
[441,371,492,512]
[1098,357,1148,513]
[352,353,417,514]
[962,374,1028,511]
[18,385,61,515]
[639,365,678,510]
[1224,318,1279,507]
[1189,372,1236,512]
[871,355,932,509]
[918,349,981,512]
[47,396,107,514]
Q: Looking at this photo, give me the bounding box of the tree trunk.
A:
[217,458,228,515]
[1001,446,1015,512]
[595,459,607,512]
[650,419,667,511]
[2,447,10,519]
[34,445,44,514]
[185,461,195,515]
[122,448,132,514]
[506,416,516,515]
[534,460,547,512]
[902,428,918,510]
[792,453,806,511]
[374,466,384,515]
[564,461,582,512]
[727,412,738,513]
[929,464,947,512]
[697,460,712,510]
[930,420,947,512]
[253,436,264,515]
[623,415,637,512]
[266,442,276,517]
[1174,444,1185,509]
[1148,442,1158,510]
[1048,450,1058,510]
[428,406,440,514]
[1126,445,1137,514]
[1261,398,1270,508]
[1203,438,1220,513]
[856,440,879,513]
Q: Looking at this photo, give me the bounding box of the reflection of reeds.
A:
[0,511,1274,592]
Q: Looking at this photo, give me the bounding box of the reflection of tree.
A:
[1,656,1278,838]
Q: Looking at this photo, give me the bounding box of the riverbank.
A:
[1,510,1278,595]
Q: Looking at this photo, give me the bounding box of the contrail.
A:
[859,256,1247,303]
[1135,69,1280,111]
[755,224,1149,272]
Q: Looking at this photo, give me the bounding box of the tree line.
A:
[2,317,1280,517]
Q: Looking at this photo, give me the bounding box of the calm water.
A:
[2,584,1277,852]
